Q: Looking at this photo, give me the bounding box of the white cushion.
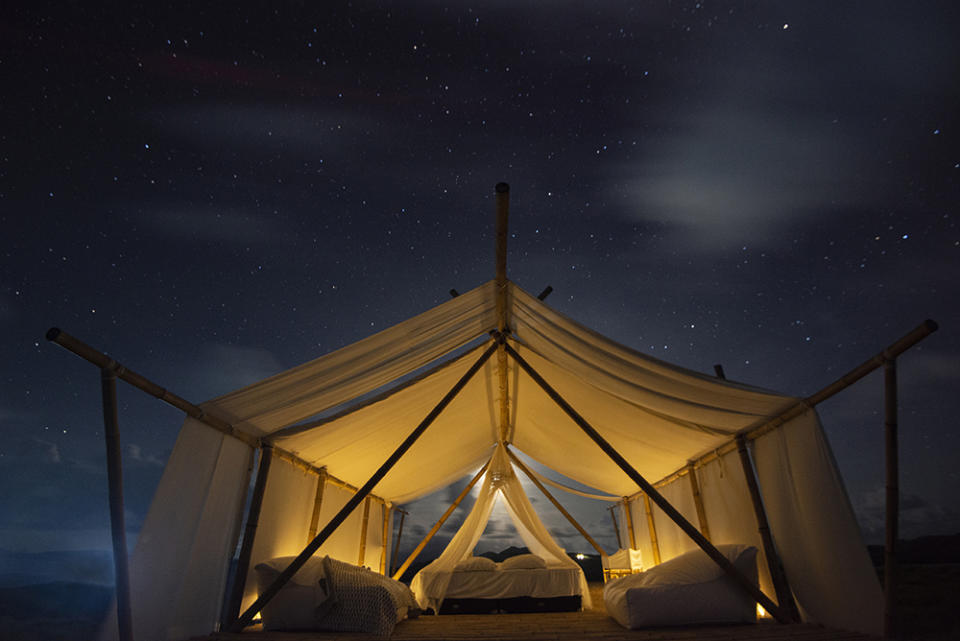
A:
[500,553,548,570]
[454,556,499,572]
[604,544,758,629]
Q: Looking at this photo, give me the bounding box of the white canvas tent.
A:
[46,185,937,641]
[100,279,884,640]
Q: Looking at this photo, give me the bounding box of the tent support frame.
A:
[233,339,499,631]
[506,447,607,556]
[736,435,800,621]
[494,182,511,442]
[389,509,408,576]
[380,504,391,575]
[223,444,273,627]
[622,498,637,549]
[101,369,134,641]
[884,358,898,639]
[307,469,327,543]
[502,338,792,623]
[642,493,662,565]
[392,461,490,580]
[686,464,711,540]
[358,497,372,566]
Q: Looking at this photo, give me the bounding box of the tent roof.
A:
[202,280,797,503]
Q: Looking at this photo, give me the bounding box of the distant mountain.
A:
[0,549,113,587]
[868,533,960,565]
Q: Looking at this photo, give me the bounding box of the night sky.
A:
[2,2,959,568]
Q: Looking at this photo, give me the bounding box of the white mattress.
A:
[440,567,583,600]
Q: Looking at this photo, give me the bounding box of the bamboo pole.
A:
[270,448,385,505]
[642,493,661,565]
[358,497,371,567]
[639,319,939,500]
[507,448,607,556]
[736,436,800,622]
[608,505,622,549]
[622,498,637,550]
[224,444,273,626]
[307,470,327,544]
[392,461,490,580]
[494,182,511,442]
[234,339,498,631]
[687,464,711,541]
[884,358,898,639]
[502,339,789,623]
[380,504,391,575]
[46,328,258,448]
[101,369,133,641]
[390,509,407,576]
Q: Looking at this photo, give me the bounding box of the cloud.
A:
[34,438,61,464]
[853,486,957,541]
[124,443,166,467]
[132,206,297,247]
[185,343,286,398]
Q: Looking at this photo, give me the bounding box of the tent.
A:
[102,278,883,639]
[47,185,936,641]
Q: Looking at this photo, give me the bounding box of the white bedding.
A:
[441,567,583,600]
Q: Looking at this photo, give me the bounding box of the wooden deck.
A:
[196,584,879,641]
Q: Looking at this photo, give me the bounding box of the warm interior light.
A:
[575,553,586,560]
[756,604,769,619]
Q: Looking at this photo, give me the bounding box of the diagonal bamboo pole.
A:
[736,435,800,621]
[392,461,490,580]
[223,445,273,626]
[233,339,498,631]
[506,447,607,556]
[502,338,791,623]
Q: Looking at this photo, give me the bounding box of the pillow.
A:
[254,556,335,631]
[454,556,499,572]
[500,553,547,570]
[318,556,419,636]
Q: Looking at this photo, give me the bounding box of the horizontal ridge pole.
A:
[45,327,258,448]
[233,338,499,631]
[641,318,939,499]
[502,339,789,624]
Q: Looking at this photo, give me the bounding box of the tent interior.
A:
[101,277,889,640]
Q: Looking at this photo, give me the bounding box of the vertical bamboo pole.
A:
[503,340,788,623]
[390,510,407,576]
[380,504,391,575]
[687,465,711,541]
[608,505,622,549]
[642,493,661,565]
[101,369,133,641]
[224,445,273,626]
[884,358,898,639]
[736,436,799,622]
[392,461,490,580]
[235,340,498,631]
[622,498,638,549]
[358,497,371,567]
[495,182,511,442]
[307,469,327,543]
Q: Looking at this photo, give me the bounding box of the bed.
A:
[254,555,419,635]
[417,554,586,614]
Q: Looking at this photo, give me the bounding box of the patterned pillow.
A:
[500,553,548,570]
[319,556,418,636]
[454,556,499,572]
